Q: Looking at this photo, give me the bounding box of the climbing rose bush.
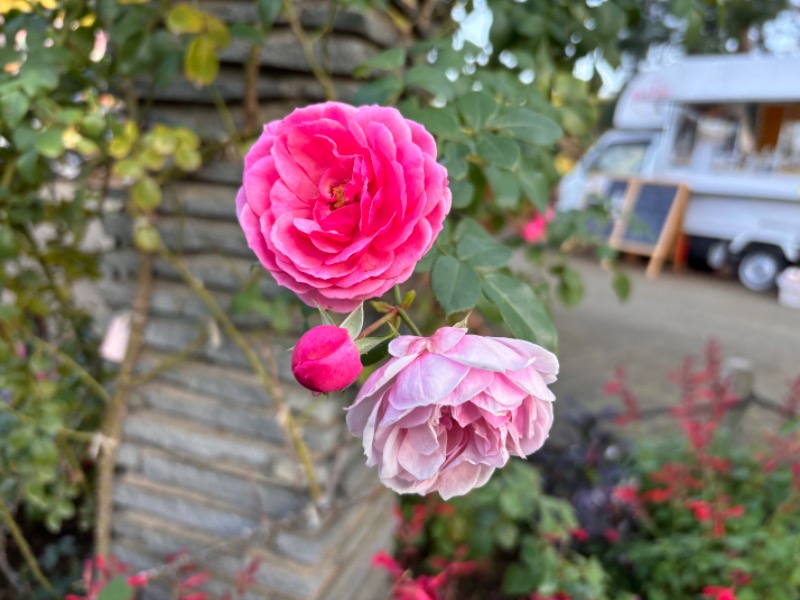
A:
[236,102,451,312]
[346,327,558,499]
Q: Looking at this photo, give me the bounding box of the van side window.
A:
[587,142,649,176]
[670,103,800,174]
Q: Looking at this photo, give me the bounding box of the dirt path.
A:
[549,258,800,426]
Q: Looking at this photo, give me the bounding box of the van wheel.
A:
[737,247,786,291]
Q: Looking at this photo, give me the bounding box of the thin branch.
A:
[357,310,398,340]
[243,44,262,133]
[0,531,23,595]
[20,227,93,359]
[210,87,243,157]
[0,501,56,598]
[282,0,336,101]
[29,335,111,404]
[159,248,322,502]
[129,330,208,388]
[0,403,95,444]
[95,252,154,558]
[397,307,422,336]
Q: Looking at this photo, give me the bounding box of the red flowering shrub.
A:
[602,341,800,599]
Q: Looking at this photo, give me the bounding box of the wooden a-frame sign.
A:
[608,178,690,278]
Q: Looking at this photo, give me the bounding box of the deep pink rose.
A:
[521,206,554,243]
[236,102,451,312]
[291,325,363,393]
[346,327,558,499]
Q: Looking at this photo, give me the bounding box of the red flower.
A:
[570,528,590,542]
[603,529,621,544]
[687,498,744,537]
[793,463,800,494]
[687,500,712,521]
[731,571,752,586]
[605,367,641,425]
[65,557,149,600]
[612,485,639,505]
[372,551,403,578]
[703,586,737,600]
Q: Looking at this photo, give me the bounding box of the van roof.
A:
[666,54,800,103]
[614,54,800,130]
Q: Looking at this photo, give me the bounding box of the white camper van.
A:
[557,54,800,291]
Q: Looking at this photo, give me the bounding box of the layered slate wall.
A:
[99,2,399,597]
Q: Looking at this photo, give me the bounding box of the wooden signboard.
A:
[609,178,690,278]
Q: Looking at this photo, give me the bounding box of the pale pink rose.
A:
[346,327,558,499]
[522,206,554,243]
[236,102,451,312]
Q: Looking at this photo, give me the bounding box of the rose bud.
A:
[291,325,363,393]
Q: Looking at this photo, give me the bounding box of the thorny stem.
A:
[282,0,336,101]
[160,248,322,502]
[95,252,154,559]
[0,500,56,597]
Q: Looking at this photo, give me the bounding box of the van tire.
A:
[737,247,786,292]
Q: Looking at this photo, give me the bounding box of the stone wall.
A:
[99,3,399,597]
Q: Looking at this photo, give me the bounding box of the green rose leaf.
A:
[476,133,521,170]
[456,234,512,268]
[444,142,470,179]
[131,176,162,211]
[431,255,481,315]
[1,91,29,129]
[481,273,557,349]
[356,333,394,355]
[485,166,520,209]
[166,4,206,35]
[519,169,549,212]
[450,179,475,210]
[406,65,454,99]
[184,35,219,86]
[206,16,231,48]
[353,75,403,106]
[414,108,461,141]
[175,146,202,172]
[33,127,65,159]
[257,0,282,30]
[340,302,364,339]
[489,107,562,146]
[353,48,405,77]
[457,90,497,131]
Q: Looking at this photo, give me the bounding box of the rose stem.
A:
[357,310,398,340]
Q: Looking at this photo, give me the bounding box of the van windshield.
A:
[587,141,649,176]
